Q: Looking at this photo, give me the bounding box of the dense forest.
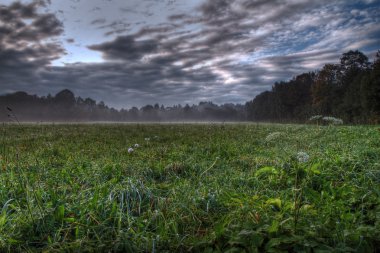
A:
[1,50,379,123]
[246,50,380,124]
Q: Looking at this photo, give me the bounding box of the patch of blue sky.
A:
[238,31,319,65]
[52,45,104,66]
[348,0,379,9]
[344,1,380,22]
[263,28,323,55]
[291,28,324,50]
[359,37,380,55]
[235,31,315,65]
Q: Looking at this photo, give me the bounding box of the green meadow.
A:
[0,123,379,252]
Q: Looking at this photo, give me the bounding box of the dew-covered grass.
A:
[0,123,379,252]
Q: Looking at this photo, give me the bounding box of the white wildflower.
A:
[144,138,150,141]
[134,143,140,148]
[309,115,323,121]
[128,147,134,153]
[265,132,282,142]
[297,152,310,163]
[322,116,343,125]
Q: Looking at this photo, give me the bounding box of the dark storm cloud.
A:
[0,1,64,85]
[0,1,63,41]
[88,36,158,61]
[13,13,63,41]
[0,1,38,20]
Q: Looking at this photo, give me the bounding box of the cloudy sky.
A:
[1,0,379,108]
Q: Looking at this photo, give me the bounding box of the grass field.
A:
[0,123,379,252]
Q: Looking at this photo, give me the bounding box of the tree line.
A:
[246,50,380,124]
[0,89,245,122]
[1,50,379,123]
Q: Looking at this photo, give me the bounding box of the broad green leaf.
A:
[266,198,282,210]
[255,166,278,177]
[55,205,65,221]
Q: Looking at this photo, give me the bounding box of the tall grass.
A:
[0,123,379,252]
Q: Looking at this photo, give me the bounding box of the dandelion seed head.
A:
[297,152,310,163]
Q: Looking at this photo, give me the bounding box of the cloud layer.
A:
[0,1,64,92]
[1,0,379,108]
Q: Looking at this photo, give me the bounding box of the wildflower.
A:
[128,147,134,153]
[134,143,140,148]
[144,138,150,141]
[309,115,323,121]
[265,132,282,142]
[297,152,309,163]
[322,116,343,125]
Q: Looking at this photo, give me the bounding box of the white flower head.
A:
[322,116,343,125]
[297,152,309,163]
[144,138,150,141]
[134,143,140,148]
[128,147,134,153]
[265,132,282,142]
[309,115,323,121]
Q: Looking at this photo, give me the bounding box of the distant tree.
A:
[98,101,106,109]
[311,64,341,115]
[76,96,84,105]
[54,89,76,106]
[339,50,370,122]
[183,103,191,117]
[360,51,380,123]
[141,104,158,121]
[272,73,314,120]
[84,98,96,107]
[129,107,139,120]
[246,91,275,121]
[141,104,154,112]
[340,50,370,73]
[82,98,97,118]
[246,72,314,122]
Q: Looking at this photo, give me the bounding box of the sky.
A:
[1,0,379,109]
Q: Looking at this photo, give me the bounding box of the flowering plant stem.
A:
[293,165,304,233]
